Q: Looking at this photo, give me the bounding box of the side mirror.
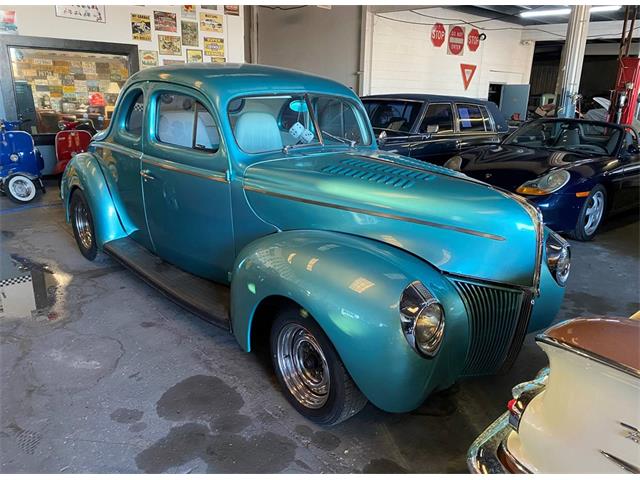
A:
[627,143,639,155]
[426,124,439,135]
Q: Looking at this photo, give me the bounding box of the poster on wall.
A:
[447,25,465,56]
[201,5,218,11]
[211,57,225,64]
[186,49,203,63]
[204,37,224,57]
[182,5,196,20]
[163,59,185,65]
[139,50,158,69]
[55,5,106,23]
[154,11,177,32]
[158,35,182,55]
[224,6,240,16]
[200,12,223,33]
[181,20,198,47]
[0,10,17,34]
[131,14,151,41]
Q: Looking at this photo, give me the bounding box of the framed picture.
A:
[186,49,203,63]
[163,59,185,65]
[200,12,223,33]
[182,5,196,20]
[158,35,182,56]
[211,57,225,64]
[55,5,106,23]
[204,37,224,57]
[181,20,198,47]
[201,5,218,10]
[139,50,158,69]
[224,6,240,16]
[131,14,151,41]
[154,10,177,32]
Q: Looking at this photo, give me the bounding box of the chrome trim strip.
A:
[536,334,640,379]
[243,185,506,241]
[143,157,228,183]
[498,441,532,474]
[600,450,640,473]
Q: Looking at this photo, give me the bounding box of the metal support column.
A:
[555,5,591,118]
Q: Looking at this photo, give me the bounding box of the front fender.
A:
[61,152,127,248]
[230,230,469,412]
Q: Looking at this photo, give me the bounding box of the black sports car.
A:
[445,118,639,240]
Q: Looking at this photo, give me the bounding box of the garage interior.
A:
[0,3,638,474]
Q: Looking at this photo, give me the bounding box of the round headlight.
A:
[444,155,462,171]
[546,231,571,286]
[517,170,570,196]
[9,153,19,162]
[399,281,445,357]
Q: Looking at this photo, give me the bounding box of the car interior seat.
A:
[554,126,580,148]
[234,112,283,153]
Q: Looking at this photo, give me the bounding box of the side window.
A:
[125,92,144,137]
[419,103,454,134]
[156,92,220,152]
[456,103,485,132]
[479,105,494,132]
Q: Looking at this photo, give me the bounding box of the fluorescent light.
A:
[520,6,622,18]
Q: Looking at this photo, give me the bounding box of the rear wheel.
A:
[571,185,606,241]
[5,175,38,203]
[70,189,97,260]
[270,308,367,425]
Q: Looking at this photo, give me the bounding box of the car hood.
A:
[460,144,606,191]
[243,149,541,287]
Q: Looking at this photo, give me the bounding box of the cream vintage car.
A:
[468,315,640,474]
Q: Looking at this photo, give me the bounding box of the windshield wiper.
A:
[321,130,356,148]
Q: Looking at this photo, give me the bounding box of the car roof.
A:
[125,63,359,108]
[360,93,492,105]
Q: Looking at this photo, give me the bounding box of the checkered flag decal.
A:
[0,275,32,287]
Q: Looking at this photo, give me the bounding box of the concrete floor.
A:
[1,181,638,473]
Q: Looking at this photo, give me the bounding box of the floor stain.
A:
[140,321,156,328]
[110,408,144,424]
[129,422,147,433]
[563,291,619,317]
[211,414,252,434]
[362,458,410,473]
[135,422,296,473]
[156,375,243,422]
[294,424,341,451]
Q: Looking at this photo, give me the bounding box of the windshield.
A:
[505,119,622,156]
[228,94,372,154]
[362,99,422,136]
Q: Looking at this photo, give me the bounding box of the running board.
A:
[103,237,230,330]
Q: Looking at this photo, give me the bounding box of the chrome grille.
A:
[452,279,532,376]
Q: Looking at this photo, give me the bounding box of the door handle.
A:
[140,169,155,181]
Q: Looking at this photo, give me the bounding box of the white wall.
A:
[5,5,245,64]
[368,8,535,99]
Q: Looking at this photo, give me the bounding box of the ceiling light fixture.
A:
[519,5,622,18]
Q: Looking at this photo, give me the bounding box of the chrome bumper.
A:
[467,412,512,473]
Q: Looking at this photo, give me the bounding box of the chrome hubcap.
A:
[584,191,604,236]
[74,201,93,250]
[8,176,35,201]
[276,324,330,409]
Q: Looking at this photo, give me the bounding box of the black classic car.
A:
[361,94,509,165]
[445,118,640,240]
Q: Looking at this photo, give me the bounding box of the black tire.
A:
[5,174,39,204]
[570,185,607,241]
[70,189,98,260]
[270,308,367,426]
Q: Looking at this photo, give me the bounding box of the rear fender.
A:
[230,230,469,412]
[62,152,127,248]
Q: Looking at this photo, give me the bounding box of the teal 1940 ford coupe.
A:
[61,64,569,425]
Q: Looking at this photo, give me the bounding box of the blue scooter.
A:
[0,119,45,203]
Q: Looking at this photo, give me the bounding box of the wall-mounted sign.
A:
[224,6,240,16]
[131,14,151,41]
[154,10,177,32]
[55,5,105,23]
[200,12,223,33]
[447,25,465,56]
[181,20,198,47]
[460,63,477,90]
[158,35,181,55]
[204,37,224,57]
[182,5,196,20]
[139,50,158,69]
[468,28,481,52]
[187,49,203,63]
[0,9,17,34]
[431,22,445,47]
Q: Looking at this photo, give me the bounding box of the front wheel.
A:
[571,185,606,241]
[5,174,38,203]
[70,189,98,260]
[270,308,367,425]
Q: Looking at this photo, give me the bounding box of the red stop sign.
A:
[468,28,481,52]
[448,25,465,55]
[431,22,445,47]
